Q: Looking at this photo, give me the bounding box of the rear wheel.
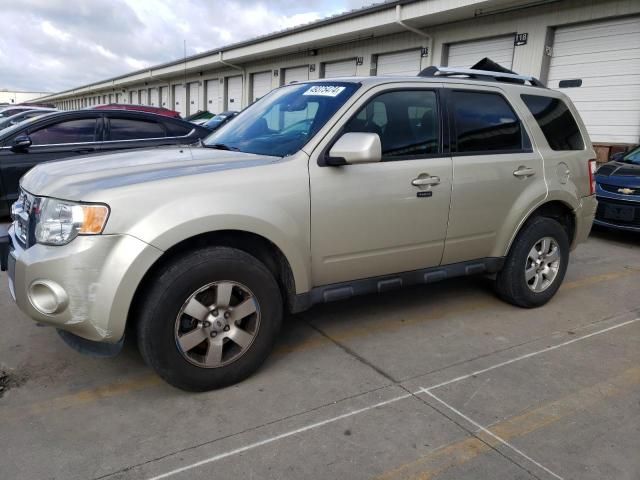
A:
[495,217,570,308]
[137,246,282,391]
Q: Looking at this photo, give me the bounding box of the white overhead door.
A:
[160,86,169,108]
[206,79,221,113]
[226,76,243,111]
[252,71,272,102]
[324,59,357,78]
[376,50,421,76]
[173,84,186,116]
[188,82,202,115]
[149,88,159,106]
[283,65,309,84]
[446,35,515,69]
[140,89,149,105]
[547,16,640,144]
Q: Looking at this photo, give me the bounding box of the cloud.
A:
[0,0,375,93]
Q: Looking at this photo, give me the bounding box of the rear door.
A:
[0,113,103,204]
[441,86,546,264]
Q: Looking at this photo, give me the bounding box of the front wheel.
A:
[136,246,283,391]
[495,217,570,308]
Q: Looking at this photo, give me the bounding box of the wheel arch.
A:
[505,199,577,256]
[127,230,299,336]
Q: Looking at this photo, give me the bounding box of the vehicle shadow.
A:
[591,225,640,248]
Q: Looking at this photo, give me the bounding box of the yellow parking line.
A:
[376,366,640,480]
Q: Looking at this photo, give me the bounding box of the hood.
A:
[596,161,640,178]
[21,146,280,200]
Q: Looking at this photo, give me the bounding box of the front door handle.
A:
[412,175,440,187]
[513,166,535,178]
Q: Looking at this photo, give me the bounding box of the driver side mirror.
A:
[11,134,32,152]
[326,132,382,166]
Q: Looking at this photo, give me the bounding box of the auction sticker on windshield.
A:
[303,85,346,97]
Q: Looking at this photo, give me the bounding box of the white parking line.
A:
[421,388,564,480]
[424,317,640,392]
[147,392,413,480]
[146,317,639,480]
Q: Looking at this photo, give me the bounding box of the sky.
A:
[0,0,375,93]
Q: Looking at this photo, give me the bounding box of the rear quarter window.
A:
[521,94,584,151]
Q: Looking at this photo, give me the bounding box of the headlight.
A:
[35,198,109,246]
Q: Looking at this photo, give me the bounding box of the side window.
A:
[29,118,98,145]
[344,90,440,159]
[521,94,584,151]
[165,122,192,137]
[452,91,525,153]
[109,118,165,141]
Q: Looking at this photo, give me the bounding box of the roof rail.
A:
[418,66,545,87]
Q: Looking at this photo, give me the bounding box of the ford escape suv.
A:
[1,66,597,391]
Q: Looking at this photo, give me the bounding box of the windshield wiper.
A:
[206,143,239,151]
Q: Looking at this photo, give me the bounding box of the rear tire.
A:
[136,246,282,391]
[495,216,569,308]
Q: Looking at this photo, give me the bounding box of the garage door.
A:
[160,86,168,108]
[173,84,186,116]
[226,76,243,111]
[188,82,202,115]
[138,89,148,105]
[376,50,421,76]
[252,71,272,102]
[149,88,159,107]
[206,80,221,113]
[284,66,309,84]
[547,17,640,144]
[324,59,357,78]
[446,35,515,69]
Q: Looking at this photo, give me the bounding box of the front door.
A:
[309,87,452,286]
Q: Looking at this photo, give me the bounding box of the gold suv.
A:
[2,66,597,391]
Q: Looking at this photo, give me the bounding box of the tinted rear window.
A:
[521,95,584,151]
[452,91,525,153]
[109,118,165,141]
[165,122,192,137]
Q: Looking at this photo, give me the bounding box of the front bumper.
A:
[4,225,162,343]
[595,195,640,233]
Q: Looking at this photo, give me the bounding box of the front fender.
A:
[118,190,311,294]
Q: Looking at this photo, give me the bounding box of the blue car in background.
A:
[594,145,640,232]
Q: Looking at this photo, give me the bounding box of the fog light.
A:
[28,280,69,315]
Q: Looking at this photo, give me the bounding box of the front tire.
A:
[136,246,282,391]
[495,216,570,308]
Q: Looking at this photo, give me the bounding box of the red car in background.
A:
[90,103,181,119]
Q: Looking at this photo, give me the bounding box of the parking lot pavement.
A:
[0,229,639,480]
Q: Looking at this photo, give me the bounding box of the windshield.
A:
[622,146,640,165]
[203,82,360,157]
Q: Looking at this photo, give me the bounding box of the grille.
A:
[11,190,37,248]
[599,183,640,196]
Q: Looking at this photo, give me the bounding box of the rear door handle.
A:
[412,175,440,187]
[513,166,535,178]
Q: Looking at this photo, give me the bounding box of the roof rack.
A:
[418,66,545,87]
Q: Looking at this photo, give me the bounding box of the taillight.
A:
[588,159,597,195]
